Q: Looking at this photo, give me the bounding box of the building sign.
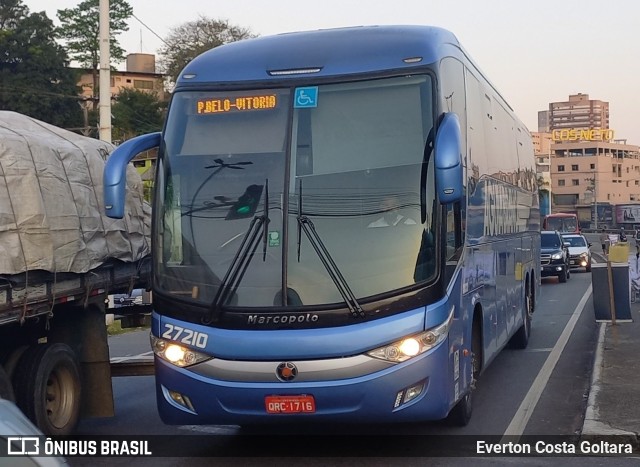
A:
[551,128,615,142]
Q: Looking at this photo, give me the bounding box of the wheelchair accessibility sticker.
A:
[294,87,318,108]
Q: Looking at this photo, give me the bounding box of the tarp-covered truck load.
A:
[0,112,153,436]
[0,111,150,274]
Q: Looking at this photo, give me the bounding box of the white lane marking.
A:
[110,351,154,363]
[501,284,592,440]
[523,348,553,353]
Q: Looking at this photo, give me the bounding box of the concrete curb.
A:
[582,322,604,435]
[583,324,625,434]
[582,322,639,441]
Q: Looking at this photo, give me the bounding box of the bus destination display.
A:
[196,95,278,114]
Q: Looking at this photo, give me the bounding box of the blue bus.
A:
[104,25,540,427]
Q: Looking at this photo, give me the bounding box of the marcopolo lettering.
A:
[247,313,320,325]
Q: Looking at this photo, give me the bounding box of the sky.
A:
[23,0,640,143]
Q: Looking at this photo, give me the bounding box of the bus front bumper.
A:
[154,341,455,426]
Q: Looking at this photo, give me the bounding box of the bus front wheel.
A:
[447,317,481,427]
[447,388,472,427]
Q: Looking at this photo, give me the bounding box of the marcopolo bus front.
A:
[150,301,457,424]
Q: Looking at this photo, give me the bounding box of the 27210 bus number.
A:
[162,324,208,349]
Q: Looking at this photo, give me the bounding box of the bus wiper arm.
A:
[262,180,270,261]
[204,180,270,324]
[297,215,364,319]
[295,179,363,318]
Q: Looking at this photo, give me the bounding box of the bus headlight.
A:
[367,308,454,363]
[150,335,212,367]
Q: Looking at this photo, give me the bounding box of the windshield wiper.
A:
[262,181,270,261]
[203,179,270,324]
[296,179,364,319]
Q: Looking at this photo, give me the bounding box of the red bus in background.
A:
[543,212,580,233]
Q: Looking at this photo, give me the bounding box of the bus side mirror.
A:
[434,113,463,204]
[104,132,161,218]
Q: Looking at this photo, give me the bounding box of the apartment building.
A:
[550,140,640,206]
[74,53,164,199]
[534,93,640,227]
[548,93,609,132]
[76,53,167,104]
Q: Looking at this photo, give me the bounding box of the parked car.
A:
[111,288,144,307]
[561,233,592,272]
[540,230,571,282]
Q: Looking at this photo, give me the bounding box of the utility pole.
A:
[594,172,598,230]
[586,175,597,229]
[98,0,111,143]
[79,100,90,136]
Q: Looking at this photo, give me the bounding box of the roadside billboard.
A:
[615,204,640,224]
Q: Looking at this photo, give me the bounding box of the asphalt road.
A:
[69,264,624,465]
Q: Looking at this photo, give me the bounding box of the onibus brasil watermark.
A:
[7,437,152,457]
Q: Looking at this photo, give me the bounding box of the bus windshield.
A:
[156,75,437,310]
[545,215,578,233]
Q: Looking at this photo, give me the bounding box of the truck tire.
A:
[13,343,81,436]
[0,365,15,401]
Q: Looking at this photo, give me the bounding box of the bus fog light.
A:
[394,380,427,409]
[168,390,195,411]
[403,381,425,404]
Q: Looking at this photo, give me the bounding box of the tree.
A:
[0,0,27,29]
[56,0,133,110]
[0,0,83,129]
[158,16,255,84]
[112,88,165,141]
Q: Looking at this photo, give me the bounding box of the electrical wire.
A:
[131,13,170,48]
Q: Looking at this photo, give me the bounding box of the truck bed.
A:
[0,257,152,326]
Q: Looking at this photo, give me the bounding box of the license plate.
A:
[265,395,316,414]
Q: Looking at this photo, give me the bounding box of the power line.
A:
[131,13,170,48]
